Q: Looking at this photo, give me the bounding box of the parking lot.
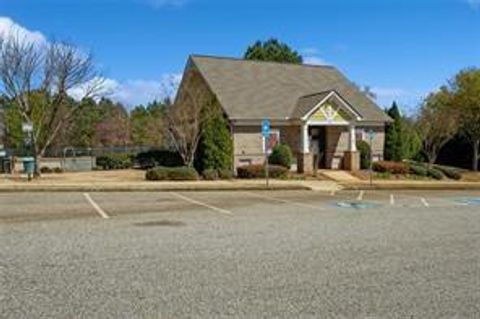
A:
[1,190,480,318]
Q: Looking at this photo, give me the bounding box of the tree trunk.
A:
[473,140,480,172]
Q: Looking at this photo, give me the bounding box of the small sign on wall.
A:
[263,131,280,154]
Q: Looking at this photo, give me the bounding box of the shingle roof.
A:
[293,91,335,119]
[190,55,391,122]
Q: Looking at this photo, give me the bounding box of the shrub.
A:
[96,153,133,170]
[356,140,371,169]
[53,167,64,173]
[410,165,428,177]
[434,165,462,180]
[427,167,444,180]
[372,161,409,174]
[217,168,233,180]
[145,166,199,181]
[268,144,293,169]
[195,101,233,173]
[136,150,183,170]
[237,164,288,179]
[40,166,53,174]
[202,169,219,180]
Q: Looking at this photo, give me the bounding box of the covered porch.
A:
[295,91,362,173]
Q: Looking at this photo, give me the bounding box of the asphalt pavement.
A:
[1,190,480,318]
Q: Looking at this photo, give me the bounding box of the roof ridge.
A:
[190,54,336,70]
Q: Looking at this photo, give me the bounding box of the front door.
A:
[310,127,327,170]
[317,127,326,168]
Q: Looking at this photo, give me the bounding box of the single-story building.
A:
[175,55,392,173]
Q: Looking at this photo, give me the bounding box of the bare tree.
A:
[165,72,212,167]
[0,34,103,175]
[416,87,459,166]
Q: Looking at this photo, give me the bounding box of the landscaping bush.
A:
[217,168,233,180]
[409,165,428,177]
[40,167,64,174]
[145,166,199,181]
[136,150,183,169]
[268,144,293,169]
[427,167,444,180]
[96,153,133,170]
[372,161,409,174]
[40,166,53,174]
[356,140,371,169]
[434,165,462,180]
[202,168,219,180]
[237,164,288,179]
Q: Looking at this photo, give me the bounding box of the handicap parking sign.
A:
[262,119,271,137]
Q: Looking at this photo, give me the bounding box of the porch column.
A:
[300,123,309,153]
[349,124,357,152]
[298,123,313,174]
[344,124,360,171]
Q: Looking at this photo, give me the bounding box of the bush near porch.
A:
[370,160,464,180]
[237,164,288,179]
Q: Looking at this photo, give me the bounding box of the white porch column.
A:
[349,124,357,152]
[300,123,309,153]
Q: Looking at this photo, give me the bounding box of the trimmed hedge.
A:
[202,168,219,180]
[427,167,444,180]
[357,140,371,169]
[217,168,233,180]
[136,150,183,170]
[434,165,462,180]
[268,144,293,169]
[237,164,288,179]
[409,165,428,176]
[372,161,409,174]
[96,153,133,170]
[146,166,199,181]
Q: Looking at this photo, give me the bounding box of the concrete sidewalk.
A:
[0,174,340,192]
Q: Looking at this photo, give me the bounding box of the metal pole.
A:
[369,135,373,187]
[264,136,269,188]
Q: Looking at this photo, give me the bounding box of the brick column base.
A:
[297,153,313,174]
[343,151,360,171]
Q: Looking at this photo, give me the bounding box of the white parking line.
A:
[83,193,109,219]
[420,197,430,207]
[390,194,395,206]
[245,192,325,211]
[171,192,232,215]
[357,190,364,201]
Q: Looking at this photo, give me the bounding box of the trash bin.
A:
[22,157,35,179]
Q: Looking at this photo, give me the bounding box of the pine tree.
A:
[195,101,233,172]
[384,102,405,161]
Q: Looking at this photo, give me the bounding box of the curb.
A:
[342,183,480,191]
[0,184,311,193]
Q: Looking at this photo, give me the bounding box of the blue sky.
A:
[0,0,479,113]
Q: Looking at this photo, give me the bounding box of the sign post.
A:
[367,129,375,187]
[262,119,271,188]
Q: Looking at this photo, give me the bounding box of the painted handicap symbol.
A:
[335,201,381,210]
[455,197,480,206]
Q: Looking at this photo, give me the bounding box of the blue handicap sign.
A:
[262,119,271,137]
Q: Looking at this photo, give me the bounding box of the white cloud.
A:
[301,48,328,66]
[466,0,480,9]
[371,86,426,114]
[0,16,181,108]
[0,17,46,44]
[69,74,182,107]
[303,56,328,66]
